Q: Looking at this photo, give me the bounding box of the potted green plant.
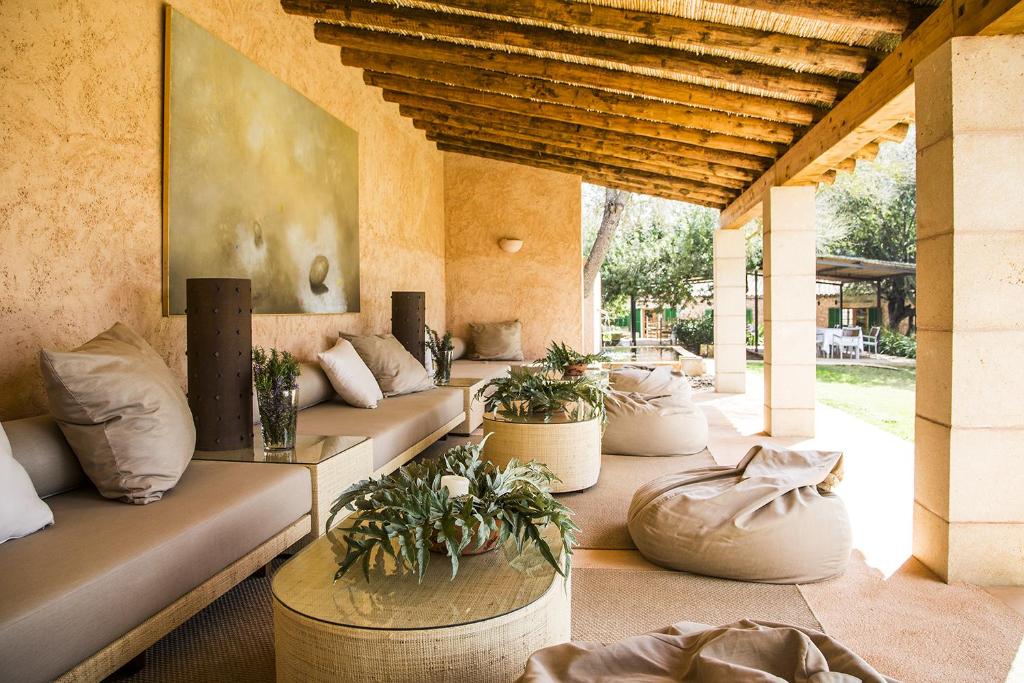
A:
[425,325,454,384]
[252,347,300,451]
[475,367,607,423]
[538,341,609,378]
[327,437,577,582]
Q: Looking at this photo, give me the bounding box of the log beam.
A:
[284,0,880,75]
[308,4,854,105]
[371,76,786,158]
[339,44,821,125]
[398,103,770,172]
[360,62,797,143]
[703,0,926,34]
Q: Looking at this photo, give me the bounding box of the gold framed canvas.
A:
[163,8,359,315]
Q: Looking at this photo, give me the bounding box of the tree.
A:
[582,188,629,294]
[819,133,917,331]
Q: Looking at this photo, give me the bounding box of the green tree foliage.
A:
[818,133,917,331]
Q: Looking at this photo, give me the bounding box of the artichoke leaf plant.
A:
[475,367,608,423]
[538,341,608,377]
[326,436,578,583]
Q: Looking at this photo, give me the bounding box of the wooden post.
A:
[629,294,638,348]
[838,282,844,325]
[753,271,760,351]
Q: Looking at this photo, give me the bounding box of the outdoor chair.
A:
[831,327,863,359]
[816,330,830,358]
[863,326,881,355]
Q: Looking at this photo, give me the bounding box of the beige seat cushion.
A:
[0,461,310,682]
[469,320,524,361]
[298,388,462,470]
[628,446,851,583]
[318,338,384,409]
[521,620,894,683]
[603,391,708,456]
[39,323,196,504]
[610,366,692,401]
[342,333,434,397]
[0,424,53,544]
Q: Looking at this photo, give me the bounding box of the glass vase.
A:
[259,387,298,451]
[433,348,452,385]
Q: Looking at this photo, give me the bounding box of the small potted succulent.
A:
[328,437,578,582]
[538,341,609,378]
[252,347,300,451]
[425,325,454,384]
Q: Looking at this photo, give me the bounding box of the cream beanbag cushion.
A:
[609,366,692,401]
[628,445,851,583]
[604,391,708,456]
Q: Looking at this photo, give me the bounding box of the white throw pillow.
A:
[318,339,385,409]
[0,423,54,544]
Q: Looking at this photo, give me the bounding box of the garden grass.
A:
[746,362,915,442]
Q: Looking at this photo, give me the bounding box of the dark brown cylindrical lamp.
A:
[186,278,253,450]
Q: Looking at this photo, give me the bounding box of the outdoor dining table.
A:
[818,327,863,357]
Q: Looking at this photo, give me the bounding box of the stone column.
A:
[763,186,817,437]
[913,35,1024,585]
[713,228,747,393]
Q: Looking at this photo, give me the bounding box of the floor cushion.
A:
[609,366,692,401]
[603,391,708,456]
[627,445,851,583]
[519,619,894,683]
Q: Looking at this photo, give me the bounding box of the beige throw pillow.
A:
[39,323,196,504]
[469,320,524,361]
[318,339,384,409]
[342,333,434,397]
[0,423,54,543]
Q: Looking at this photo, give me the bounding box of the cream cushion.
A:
[628,445,851,583]
[39,323,196,504]
[610,366,692,401]
[603,391,708,456]
[469,320,524,361]
[0,423,54,544]
[318,339,384,409]
[342,333,434,397]
[450,336,468,361]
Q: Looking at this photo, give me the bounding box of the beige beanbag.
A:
[519,619,895,683]
[603,391,709,456]
[609,366,692,401]
[628,445,851,583]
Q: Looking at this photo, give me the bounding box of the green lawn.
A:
[747,362,916,441]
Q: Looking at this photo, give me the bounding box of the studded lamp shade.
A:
[186,278,253,451]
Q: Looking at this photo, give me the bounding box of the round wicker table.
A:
[272,526,570,683]
[482,414,602,492]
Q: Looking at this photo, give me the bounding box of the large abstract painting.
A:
[163,8,359,315]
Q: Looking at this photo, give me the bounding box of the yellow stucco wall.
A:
[443,154,583,361]
[0,1,446,420]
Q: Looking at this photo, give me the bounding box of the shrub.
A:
[878,329,916,358]
[672,311,714,353]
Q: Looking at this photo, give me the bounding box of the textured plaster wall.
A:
[0,0,446,420]
[444,154,583,360]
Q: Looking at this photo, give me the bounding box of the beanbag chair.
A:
[603,391,708,456]
[627,445,851,583]
[609,366,692,401]
[519,619,895,683]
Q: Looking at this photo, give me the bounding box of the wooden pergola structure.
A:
[282,1,1024,587]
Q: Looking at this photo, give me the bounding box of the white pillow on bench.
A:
[318,339,384,409]
[0,423,53,544]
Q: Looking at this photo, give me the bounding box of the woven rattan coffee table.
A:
[272,525,570,683]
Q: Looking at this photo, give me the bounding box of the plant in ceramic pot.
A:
[538,341,609,378]
[252,347,300,451]
[475,367,608,423]
[328,437,577,582]
[425,325,454,384]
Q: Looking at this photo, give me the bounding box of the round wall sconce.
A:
[499,238,523,253]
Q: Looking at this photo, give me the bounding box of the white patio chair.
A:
[816,330,830,358]
[862,326,881,355]
[832,327,862,359]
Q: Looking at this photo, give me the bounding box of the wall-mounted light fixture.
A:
[498,238,523,253]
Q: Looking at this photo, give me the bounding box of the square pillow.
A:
[342,333,435,397]
[39,322,196,504]
[469,320,524,361]
[318,339,384,408]
[0,423,54,544]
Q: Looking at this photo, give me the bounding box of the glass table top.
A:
[272,525,563,630]
[192,433,367,465]
[436,377,485,388]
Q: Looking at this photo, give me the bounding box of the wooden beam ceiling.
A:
[704,0,924,34]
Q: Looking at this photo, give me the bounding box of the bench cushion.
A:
[298,388,463,470]
[0,460,310,682]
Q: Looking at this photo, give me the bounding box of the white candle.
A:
[440,475,470,498]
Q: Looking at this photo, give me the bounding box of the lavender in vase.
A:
[252,347,300,451]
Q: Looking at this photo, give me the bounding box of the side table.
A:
[437,377,488,435]
[193,433,373,545]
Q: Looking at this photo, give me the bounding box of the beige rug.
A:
[799,552,1024,683]
[556,450,715,549]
